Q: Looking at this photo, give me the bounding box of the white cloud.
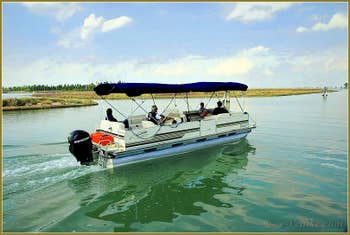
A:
[297,13,347,33]
[80,14,105,40]
[226,3,294,22]
[57,14,133,48]
[324,57,348,72]
[243,46,270,55]
[312,13,347,31]
[152,59,196,76]
[57,29,85,48]
[296,26,308,33]
[287,47,348,75]
[22,2,82,22]
[101,16,133,32]
[4,45,347,88]
[80,14,133,41]
[289,55,313,66]
[208,57,254,76]
[3,46,278,85]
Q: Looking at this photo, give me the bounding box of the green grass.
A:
[2,97,97,111]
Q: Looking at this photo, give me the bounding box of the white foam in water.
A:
[26,168,96,188]
[3,153,102,183]
[320,163,347,170]
[3,154,76,177]
[31,156,80,173]
[4,155,103,196]
[3,165,33,177]
[318,156,347,163]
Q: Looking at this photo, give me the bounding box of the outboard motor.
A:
[68,130,93,165]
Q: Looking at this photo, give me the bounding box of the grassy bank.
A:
[2,97,97,111]
[31,88,334,100]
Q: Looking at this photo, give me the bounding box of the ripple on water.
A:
[2,153,102,200]
[2,92,348,232]
[320,163,347,170]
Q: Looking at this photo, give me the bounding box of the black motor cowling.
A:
[68,130,93,165]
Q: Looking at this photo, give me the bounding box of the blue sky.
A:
[2,2,348,88]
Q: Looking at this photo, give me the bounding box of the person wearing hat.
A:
[148,105,175,125]
[212,101,228,115]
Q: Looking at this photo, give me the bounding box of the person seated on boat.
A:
[148,105,175,125]
[199,102,208,118]
[105,108,129,128]
[106,108,118,122]
[212,101,229,115]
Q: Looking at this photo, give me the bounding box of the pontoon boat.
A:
[68,82,256,168]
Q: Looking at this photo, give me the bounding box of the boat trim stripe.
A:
[217,120,248,127]
[126,128,199,147]
[109,128,252,158]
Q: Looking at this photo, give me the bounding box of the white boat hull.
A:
[97,130,251,168]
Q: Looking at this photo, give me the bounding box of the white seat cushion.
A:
[142,120,156,128]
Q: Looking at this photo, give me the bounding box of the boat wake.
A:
[2,143,103,201]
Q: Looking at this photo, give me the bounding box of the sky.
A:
[2,2,348,88]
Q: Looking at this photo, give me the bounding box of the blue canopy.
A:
[94,82,248,97]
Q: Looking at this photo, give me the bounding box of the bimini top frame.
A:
[94,82,248,97]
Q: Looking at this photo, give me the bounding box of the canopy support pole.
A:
[132,98,150,115]
[205,91,215,109]
[160,94,177,116]
[235,96,244,113]
[223,90,230,111]
[242,91,246,112]
[100,96,128,119]
[151,93,156,105]
[185,93,190,113]
[129,98,146,115]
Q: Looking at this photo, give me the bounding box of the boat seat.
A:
[99,120,126,135]
[142,120,156,128]
[163,108,181,118]
[205,113,231,120]
[183,111,201,121]
[129,114,147,125]
[162,108,184,123]
[217,113,231,118]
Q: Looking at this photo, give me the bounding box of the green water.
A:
[2,91,348,232]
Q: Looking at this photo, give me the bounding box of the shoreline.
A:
[30,88,338,100]
[2,89,339,111]
[2,103,98,111]
[2,97,98,111]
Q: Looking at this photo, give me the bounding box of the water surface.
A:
[2,92,33,99]
[2,91,347,232]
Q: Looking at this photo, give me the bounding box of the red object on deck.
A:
[90,132,114,146]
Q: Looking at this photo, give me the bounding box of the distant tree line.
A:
[2,83,96,92]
